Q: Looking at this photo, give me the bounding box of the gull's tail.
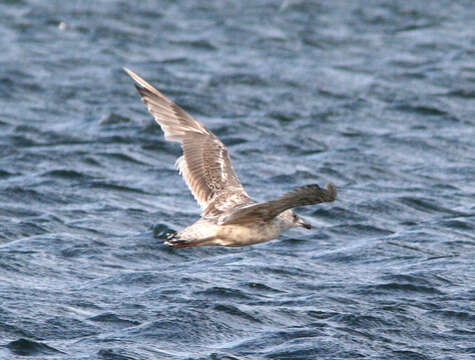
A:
[165,233,216,248]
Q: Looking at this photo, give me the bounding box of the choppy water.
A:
[1,0,474,359]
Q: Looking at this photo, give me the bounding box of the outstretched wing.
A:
[124,67,248,212]
[219,184,336,225]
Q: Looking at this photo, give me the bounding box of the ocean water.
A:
[0,0,474,359]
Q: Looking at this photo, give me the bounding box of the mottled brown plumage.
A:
[124,67,336,247]
[218,184,337,226]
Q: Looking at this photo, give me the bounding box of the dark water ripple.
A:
[1,0,474,359]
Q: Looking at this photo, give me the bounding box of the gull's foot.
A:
[165,235,196,248]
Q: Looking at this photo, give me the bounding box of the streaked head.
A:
[281,210,312,229]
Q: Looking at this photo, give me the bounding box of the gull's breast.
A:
[215,220,288,247]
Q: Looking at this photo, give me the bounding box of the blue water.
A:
[0,0,474,359]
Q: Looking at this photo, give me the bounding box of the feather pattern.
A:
[218,184,337,225]
[124,67,249,211]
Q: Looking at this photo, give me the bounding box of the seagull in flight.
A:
[124,68,336,248]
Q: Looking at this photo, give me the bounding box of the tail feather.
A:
[165,233,215,248]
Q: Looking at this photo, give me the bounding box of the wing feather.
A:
[219,184,336,225]
[124,67,248,211]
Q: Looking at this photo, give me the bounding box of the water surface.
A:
[0,0,474,359]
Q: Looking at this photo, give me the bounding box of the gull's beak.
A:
[297,218,312,230]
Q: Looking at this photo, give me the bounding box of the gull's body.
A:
[124,68,336,248]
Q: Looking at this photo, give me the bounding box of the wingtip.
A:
[325,183,337,202]
[123,66,165,99]
[122,67,141,84]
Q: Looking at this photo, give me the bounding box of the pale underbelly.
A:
[214,223,282,246]
[178,219,287,247]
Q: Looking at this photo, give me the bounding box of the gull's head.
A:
[282,210,312,230]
